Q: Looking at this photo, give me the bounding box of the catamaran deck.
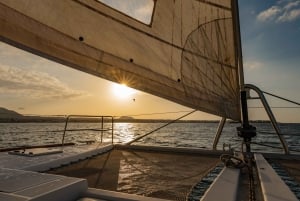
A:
[0,142,223,201]
[47,147,220,200]
[0,143,113,171]
[1,143,300,201]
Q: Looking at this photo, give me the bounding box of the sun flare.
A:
[112,83,137,99]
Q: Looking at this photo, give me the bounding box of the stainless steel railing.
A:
[212,84,300,154]
[61,115,114,147]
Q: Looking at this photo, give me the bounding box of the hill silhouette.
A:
[0,107,23,118]
[118,116,134,120]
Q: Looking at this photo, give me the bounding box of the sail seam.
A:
[0,2,183,85]
[182,57,234,99]
[73,0,235,70]
[194,0,231,11]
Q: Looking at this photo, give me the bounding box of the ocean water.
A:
[0,122,299,154]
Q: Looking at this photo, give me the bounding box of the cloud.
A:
[257,6,281,22]
[135,1,154,23]
[98,0,154,24]
[257,0,300,23]
[0,65,89,99]
[244,61,263,70]
[284,1,300,10]
[277,8,300,22]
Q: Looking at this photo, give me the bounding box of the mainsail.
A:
[0,0,241,120]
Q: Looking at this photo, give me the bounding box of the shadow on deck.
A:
[47,147,220,201]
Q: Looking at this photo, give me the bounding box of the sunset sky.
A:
[0,0,299,122]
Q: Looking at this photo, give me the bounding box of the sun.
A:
[112,83,137,99]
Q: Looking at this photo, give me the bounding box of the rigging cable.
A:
[113,110,195,118]
[250,142,300,153]
[262,91,300,106]
[249,106,300,108]
[126,110,197,145]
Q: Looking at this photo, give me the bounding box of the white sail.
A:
[0,0,241,120]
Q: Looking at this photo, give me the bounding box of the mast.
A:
[232,0,245,90]
[232,0,256,153]
[232,3,256,199]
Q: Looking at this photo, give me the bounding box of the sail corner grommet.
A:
[78,36,84,41]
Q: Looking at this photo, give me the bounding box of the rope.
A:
[249,106,300,108]
[220,154,246,169]
[257,131,300,136]
[251,142,283,150]
[257,131,276,134]
[113,110,195,118]
[6,128,109,134]
[251,142,300,153]
[262,91,300,106]
[6,130,63,134]
[126,110,197,145]
[220,152,256,200]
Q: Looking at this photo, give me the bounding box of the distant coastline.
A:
[0,107,274,123]
[0,107,221,123]
[0,116,222,123]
